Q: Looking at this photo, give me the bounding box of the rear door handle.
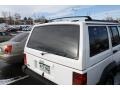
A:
[113,50,118,54]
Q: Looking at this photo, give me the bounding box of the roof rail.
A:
[86,19,119,23]
[49,16,119,23]
[49,16,92,22]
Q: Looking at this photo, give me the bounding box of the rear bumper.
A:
[0,54,23,64]
[22,65,57,85]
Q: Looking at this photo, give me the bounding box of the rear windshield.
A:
[27,24,80,59]
[10,32,29,42]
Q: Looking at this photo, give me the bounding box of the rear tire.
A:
[114,72,120,85]
[105,72,114,85]
[105,71,120,85]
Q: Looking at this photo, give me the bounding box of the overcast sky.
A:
[0,5,120,19]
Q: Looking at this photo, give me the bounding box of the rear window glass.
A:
[10,33,29,42]
[27,24,80,60]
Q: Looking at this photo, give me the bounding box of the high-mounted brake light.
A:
[72,72,87,85]
[4,45,12,54]
[24,54,27,65]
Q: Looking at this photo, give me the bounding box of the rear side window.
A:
[0,32,8,36]
[108,26,120,47]
[89,26,109,57]
[0,32,3,36]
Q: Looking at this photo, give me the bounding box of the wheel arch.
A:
[98,61,117,84]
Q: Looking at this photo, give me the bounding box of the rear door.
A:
[25,24,83,84]
[108,26,120,63]
[86,25,113,84]
[87,25,112,67]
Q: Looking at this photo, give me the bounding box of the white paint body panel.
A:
[24,21,120,85]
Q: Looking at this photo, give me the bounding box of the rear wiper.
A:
[41,52,49,55]
[37,46,71,58]
[40,49,67,57]
[55,51,68,57]
[41,49,77,59]
[49,50,68,57]
[36,46,48,52]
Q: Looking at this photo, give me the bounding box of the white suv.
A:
[22,16,120,85]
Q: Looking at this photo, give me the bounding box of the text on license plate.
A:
[39,61,50,74]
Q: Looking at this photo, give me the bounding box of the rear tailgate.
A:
[25,49,83,85]
[25,24,86,84]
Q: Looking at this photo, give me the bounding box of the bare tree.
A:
[14,13,21,20]
[14,13,21,25]
[1,11,9,23]
[1,11,8,19]
[23,17,27,21]
[35,16,48,23]
[116,18,120,23]
[105,16,114,21]
[8,12,14,25]
[28,17,33,20]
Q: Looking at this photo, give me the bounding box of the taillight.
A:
[72,72,87,85]
[24,54,27,65]
[4,45,12,54]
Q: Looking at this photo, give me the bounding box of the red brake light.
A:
[24,54,27,65]
[72,72,87,85]
[4,45,12,54]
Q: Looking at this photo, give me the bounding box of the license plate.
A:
[39,61,50,74]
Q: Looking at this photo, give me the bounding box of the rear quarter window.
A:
[88,26,109,57]
[108,26,120,47]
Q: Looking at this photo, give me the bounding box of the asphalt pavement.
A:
[0,60,45,85]
[0,60,25,79]
[9,76,45,85]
